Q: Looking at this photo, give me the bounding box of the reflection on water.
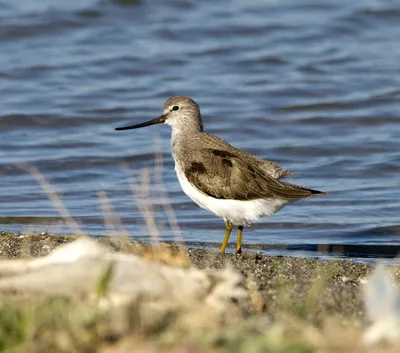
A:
[1,0,400,261]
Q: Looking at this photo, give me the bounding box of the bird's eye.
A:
[172,106,180,111]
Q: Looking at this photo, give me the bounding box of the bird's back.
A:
[190,132,292,179]
[174,132,325,202]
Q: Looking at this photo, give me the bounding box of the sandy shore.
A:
[0,231,378,318]
[0,231,399,353]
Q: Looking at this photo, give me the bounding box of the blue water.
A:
[1,0,399,260]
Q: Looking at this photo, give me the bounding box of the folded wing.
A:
[184,149,324,201]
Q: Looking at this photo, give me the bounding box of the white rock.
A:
[0,238,248,324]
[363,263,400,344]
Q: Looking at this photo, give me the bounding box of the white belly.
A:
[175,165,290,226]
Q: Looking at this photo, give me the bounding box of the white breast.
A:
[175,164,290,226]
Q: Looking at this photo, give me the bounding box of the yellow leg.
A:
[220,220,233,253]
[236,225,243,254]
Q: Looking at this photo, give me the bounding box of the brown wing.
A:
[184,149,324,201]
[200,133,293,179]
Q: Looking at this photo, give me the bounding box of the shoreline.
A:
[0,231,386,318]
[1,231,400,352]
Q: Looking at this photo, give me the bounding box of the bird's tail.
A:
[307,187,327,196]
[282,182,327,196]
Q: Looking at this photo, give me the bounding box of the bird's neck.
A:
[171,125,202,156]
[171,118,203,152]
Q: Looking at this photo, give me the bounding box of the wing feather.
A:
[184,149,322,201]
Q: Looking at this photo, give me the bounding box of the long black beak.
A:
[115,115,166,131]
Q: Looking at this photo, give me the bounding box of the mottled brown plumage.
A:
[115,96,326,253]
[179,133,323,202]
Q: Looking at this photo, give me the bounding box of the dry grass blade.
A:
[121,161,190,267]
[154,136,183,246]
[17,164,84,236]
[97,190,133,250]
[154,137,190,266]
[122,165,161,246]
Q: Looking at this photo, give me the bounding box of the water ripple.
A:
[0,0,399,261]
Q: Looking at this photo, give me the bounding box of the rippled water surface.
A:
[1,0,400,260]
